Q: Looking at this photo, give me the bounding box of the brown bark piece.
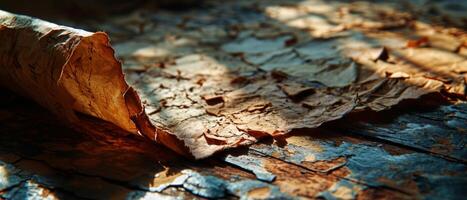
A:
[1,0,465,159]
[0,11,141,133]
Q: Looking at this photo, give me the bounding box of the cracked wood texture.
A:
[0,0,466,199]
[0,84,466,199]
[1,0,466,159]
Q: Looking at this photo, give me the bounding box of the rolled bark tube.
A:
[0,10,141,132]
[0,10,190,156]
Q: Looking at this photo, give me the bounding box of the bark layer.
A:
[0,0,465,159]
[0,11,141,133]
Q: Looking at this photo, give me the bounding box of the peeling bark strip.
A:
[0,6,464,159]
[0,10,141,133]
[0,10,168,151]
[0,11,188,157]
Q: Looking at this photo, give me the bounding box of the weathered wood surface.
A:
[0,91,465,199]
[2,0,466,159]
[1,0,466,199]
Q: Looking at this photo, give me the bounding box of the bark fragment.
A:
[0,10,142,134]
[1,0,465,159]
